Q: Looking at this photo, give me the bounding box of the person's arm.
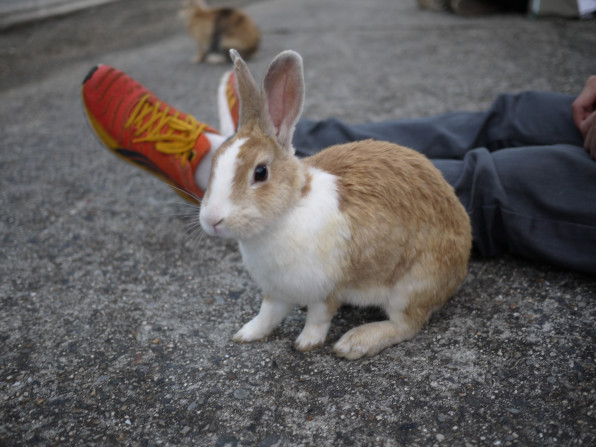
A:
[571,75,596,160]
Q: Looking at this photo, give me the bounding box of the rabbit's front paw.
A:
[233,318,273,343]
[294,323,329,351]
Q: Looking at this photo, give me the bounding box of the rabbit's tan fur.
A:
[200,50,471,359]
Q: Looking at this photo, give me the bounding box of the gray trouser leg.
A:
[293,92,596,274]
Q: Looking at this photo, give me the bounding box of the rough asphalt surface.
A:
[1,0,595,445]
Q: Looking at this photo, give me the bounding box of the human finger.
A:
[572,75,596,130]
[581,113,596,159]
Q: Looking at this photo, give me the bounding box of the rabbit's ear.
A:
[262,50,305,150]
[230,49,262,129]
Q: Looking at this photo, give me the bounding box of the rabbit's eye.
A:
[253,164,268,183]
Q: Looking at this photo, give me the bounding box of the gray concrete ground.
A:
[1,0,595,445]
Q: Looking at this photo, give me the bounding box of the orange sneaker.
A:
[217,70,240,137]
[82,65,218,202]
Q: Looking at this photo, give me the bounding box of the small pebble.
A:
[233,388,250,400]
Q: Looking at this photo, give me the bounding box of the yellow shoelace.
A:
[125,94,207,162]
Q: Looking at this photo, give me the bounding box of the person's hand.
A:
[571,75,596,160]
[579,110,596,159]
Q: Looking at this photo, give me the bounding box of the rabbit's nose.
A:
[211,217,224,232]
[201,213,224,232]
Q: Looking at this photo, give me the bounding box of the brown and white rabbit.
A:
[179,0,260,64]
[199,50,472,359]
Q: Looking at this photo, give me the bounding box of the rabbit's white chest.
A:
[239,168,349,305]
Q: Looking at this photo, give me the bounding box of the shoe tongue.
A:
[194,125,225,160]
